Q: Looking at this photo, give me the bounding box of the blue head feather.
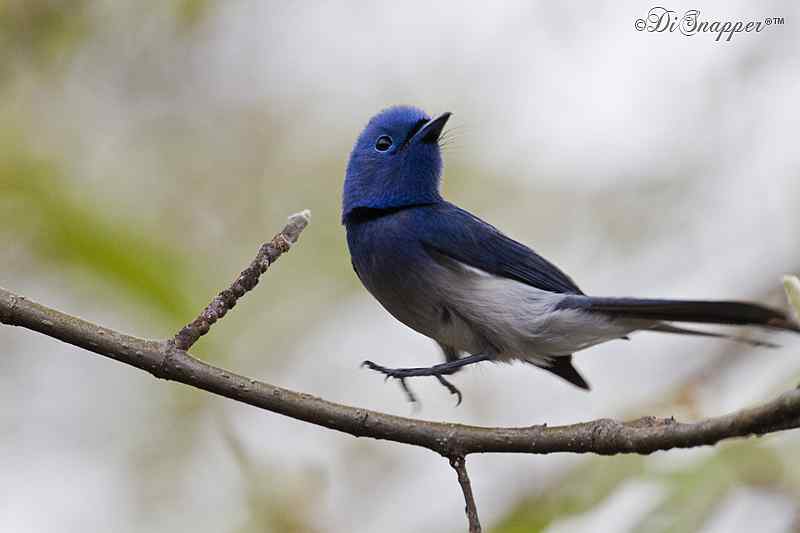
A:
[342,106,450,223]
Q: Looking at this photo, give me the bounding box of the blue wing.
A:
[417,202,584,295]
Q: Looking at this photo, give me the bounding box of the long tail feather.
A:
[558,296,800,333]
[649,323,780,348]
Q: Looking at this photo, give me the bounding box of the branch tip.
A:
[172,209,311,351]
[783,275,800,319]
[283,210,311,243]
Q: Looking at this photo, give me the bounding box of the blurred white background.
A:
[1,1,799,531]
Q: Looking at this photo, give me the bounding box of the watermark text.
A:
[635,7,784,41]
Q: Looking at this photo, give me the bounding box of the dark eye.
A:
[374,135,393,152]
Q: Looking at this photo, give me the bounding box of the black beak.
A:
[415,112,451,144]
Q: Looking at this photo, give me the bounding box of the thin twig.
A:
[173,210,310,350]
[450,455,481,533]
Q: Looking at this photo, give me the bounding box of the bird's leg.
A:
[361,353,490,405]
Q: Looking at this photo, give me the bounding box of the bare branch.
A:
[2,284,800,456]
[3,211,800,531]
[450,455,481,533]
[173,210,310,350]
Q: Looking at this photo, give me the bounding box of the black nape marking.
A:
[344,204,438,224]
[343,206,406,224]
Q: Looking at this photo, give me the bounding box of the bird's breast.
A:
[347,216,457,339]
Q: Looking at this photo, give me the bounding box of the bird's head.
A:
[342,105,450,223]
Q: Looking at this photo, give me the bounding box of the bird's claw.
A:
[435,375,463,406]
[360,359,462,405]
[396,378,418,405]
[362,360,419,403]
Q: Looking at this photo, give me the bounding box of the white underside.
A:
[430,262,647,364]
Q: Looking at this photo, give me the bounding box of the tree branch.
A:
[3,211,800,532]
[450,455,481,533]
[173,210,310,350]
[3,289,798,457]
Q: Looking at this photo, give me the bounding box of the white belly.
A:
[435,263,644,361]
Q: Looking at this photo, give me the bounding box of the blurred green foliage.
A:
[493,440,799,533]
[493,456,646,533]
[633,443,792,533]
[0,0,90,77]
[175,0,211,29]
[0,140,195,323]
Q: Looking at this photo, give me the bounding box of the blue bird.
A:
[343,105,800,404]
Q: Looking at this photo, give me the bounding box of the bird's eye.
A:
[374,135,393,152]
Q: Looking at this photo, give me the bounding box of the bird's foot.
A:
[359,356,490,405]
[362,360,461,404]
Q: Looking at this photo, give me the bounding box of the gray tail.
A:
[559,296,800,333]
[649,323,780,348]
